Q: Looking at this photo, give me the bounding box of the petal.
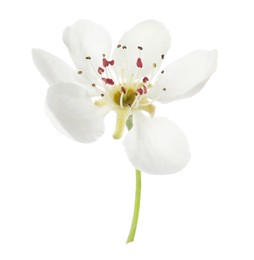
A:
[32,49,76,85]
[123,112,190,175]
[46,82,109,143]
[32,49,98,96]
[148,50,217,103]
[62,20,112,85]
[112,20,171,81]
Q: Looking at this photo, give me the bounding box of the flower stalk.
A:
[126,169,142,244]
[126,115,142,244]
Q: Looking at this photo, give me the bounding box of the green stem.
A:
[126,169,142,244]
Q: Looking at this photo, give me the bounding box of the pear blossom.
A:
[32,19,217,242]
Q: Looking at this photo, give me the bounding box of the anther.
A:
[102,78,114,85]
[143,85,148,94]
[161,54,165,59]
[102,54,106,57]
[92,83,96,87]
[143,77,149,83]
[122,46,127,49]
[86,56,91,60]
[107,79,115,85]
[77,71,82,74]
[162,88,166,91]
[101,93,105,97]
[137,88,143,95]
[138,46,143,50]
[143,85,147,94]
[161,70,164,74]
[117,44,121,48]
[153,63,157,68]
[137,58,143,68]
[121,87,126,94]
[103,58,109,67]
[98,67,104,74]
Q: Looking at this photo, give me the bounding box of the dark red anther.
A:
[108,60,115,66]
[137,88,143,95]
[143,85,147,94]
[102,78,107,84]
[103,58,109,67]
[121,87,126,94]
[136,58,143,68]
[107,79,114,85]
[98,67,104,74]
[143,76,149,83]
[102,78,114,85]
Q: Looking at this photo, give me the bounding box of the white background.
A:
[0,0,254,259]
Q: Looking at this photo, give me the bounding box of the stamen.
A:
[107,79,115,85]
[121,87,126,94]
[122,46,127,49]
[103,58,109,67]
[77,70,82,74]
[137,46,143,50]
[161,54,165,59]
[108,60,115,66]
[131,93,139,108]
[161,70,165,74]
[103,58,114,67]
[137,88,143,95]
[102,53,106,57]
[153,63,157,68]
[136,58,143,68]
[143,85,147,94]
[101,93,105,97]
[143,77,149,83]
[92,83,96,87]
[86,56,91,60]
[117,44,121,48]
[162,88,166,91]
[102,78,115,85]
[98,67,104,74]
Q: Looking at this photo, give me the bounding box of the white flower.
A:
[32,20,217,175]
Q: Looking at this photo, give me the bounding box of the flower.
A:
[32,19,217,175]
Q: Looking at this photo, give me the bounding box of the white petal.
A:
[46,82,109,143]
[148,50,217,103]
[112,20,171,80]
[62,20,112,85]
[32,49,98,96]
[32,49,76,85]
[123,112,190,175]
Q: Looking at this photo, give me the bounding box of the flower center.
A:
[113,87,137,107]
[81,45,160,139]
